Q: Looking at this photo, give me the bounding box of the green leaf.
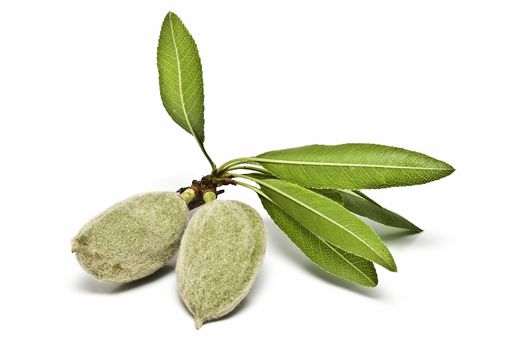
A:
[260,197,378,287]
[245,174,397,271]
[253,144,454,189]
[318,190,422,232]
[157,12,205,143]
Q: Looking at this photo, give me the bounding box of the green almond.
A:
[176,200,266,328]
[72,192,188,283]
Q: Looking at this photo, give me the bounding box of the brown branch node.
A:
[177,174,235,210]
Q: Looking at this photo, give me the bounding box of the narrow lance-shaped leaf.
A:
[157,12,205,143]
[260,196,378,287]
[318,189,422,232]
[251,144,454,190]
[245,174,397,271]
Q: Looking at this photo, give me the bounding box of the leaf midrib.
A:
[253,157,451,171]
[168,13,197,139]
[251,176,392,269]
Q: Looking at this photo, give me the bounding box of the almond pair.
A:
[72,194,266,328]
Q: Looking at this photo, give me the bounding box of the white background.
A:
[1,1,522,349]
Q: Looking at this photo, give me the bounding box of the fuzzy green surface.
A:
[176,200,266,328]
[72,192,188,283]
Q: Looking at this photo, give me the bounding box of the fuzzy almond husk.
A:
[72,192,188,283]
[176,200,266,328]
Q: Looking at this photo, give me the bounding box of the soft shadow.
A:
[75,259,176,294]
[302,264,386,299]
[380,230,420,242]
[264,219,386,299]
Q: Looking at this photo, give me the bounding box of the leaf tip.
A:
[409,225,423,233]
[387,260,398,272]
[439,159,455,174]
[367,279,378,288]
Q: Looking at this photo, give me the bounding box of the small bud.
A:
[180,188,196,203]
[202,191,216,203]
